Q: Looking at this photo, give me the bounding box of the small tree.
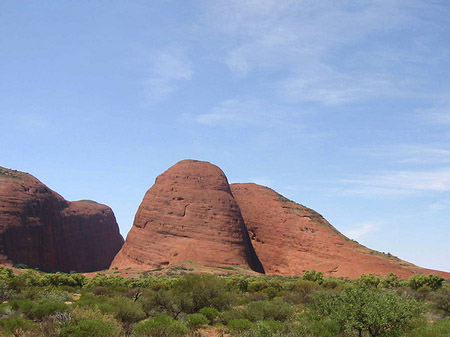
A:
[311,286,423,337]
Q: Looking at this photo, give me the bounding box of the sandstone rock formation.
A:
[0,167,124,272]
[231,183,450,279]
[111,160,264,273]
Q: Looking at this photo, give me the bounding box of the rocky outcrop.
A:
[0,167,124,272]
[111,160,264,273]
[231,183,450,279]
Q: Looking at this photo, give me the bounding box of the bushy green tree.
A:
[310,286,422,337]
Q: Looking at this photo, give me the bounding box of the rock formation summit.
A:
[111,160,264,273]
[231,183,450,279]
[0,167,124,272]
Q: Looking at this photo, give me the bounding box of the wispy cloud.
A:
[202,0,449,105]
[143,46,192,101]
[338,169,450,197]
[343,222,381,241]
[195,99,279,127]
[418,99,450,126]
[362,144,450,165]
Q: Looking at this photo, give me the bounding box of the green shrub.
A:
[408,274,444,291]
[186,313,208,330]
[0,279,12,302]
[132,315,189,337]
[198,306,219,324]
[433,285,450,316]
[10,298,68,320]
[30,300,68,320]
[244,300,294,322]
[40,288,73,302]
[295,314,341,337]
[302,270,323,283]
[408,318,450,337]
[0,317,37,337]
[227,319,254,335]
[172,274,232,312]
[109,296,146,323]
[241,320,286,337]
[310,286,422,337]
[284,280,320,304]
[141,289,193,318]
[61,319,120,337]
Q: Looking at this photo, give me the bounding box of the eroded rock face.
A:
[111,160,264,273]
[0,167,124,272]
[231,183,450,279]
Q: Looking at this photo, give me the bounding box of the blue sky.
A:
[1,1,450,272]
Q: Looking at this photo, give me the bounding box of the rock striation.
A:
[111,160,264,273]
[231,183,450,279]
[0,167,124,272]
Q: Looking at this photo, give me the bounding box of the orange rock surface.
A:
[111,160,264,273]
[0,167,124,272]
[231,183,450,279]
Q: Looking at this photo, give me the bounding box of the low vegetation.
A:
[0,266,448,336]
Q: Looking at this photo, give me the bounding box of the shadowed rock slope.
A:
[231,183,450,279]
[111,160,264,273]
[0,167,124,272]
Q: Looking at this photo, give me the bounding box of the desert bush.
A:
[132,314,189,337]
[244,300,294,322]
[227,319,254,335]
[40,288,73,302]
[295,313,341,337]
[9,299,68,320]
[109,296,146,324]
[173,274,232,312]
[356,274,382,288]
[249,320,285,336]
[408,274,444,291]
[61,318,120,337]
[29,300,68,320]
[186,313,208,330]
[141,289,193,318]
[310,286,422,337]
[0,316,37,337]
[198,307,219,324]
[284,280,320,305]
[0,279,12,302]
[408,317,450,337]
[302,270,323,284]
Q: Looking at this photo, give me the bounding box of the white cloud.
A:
[143,46,192,101]
[195,98,293,128]
[343,222,380,241]
[202,0,447,105]
[429,199,450,211]
[418,100,450,126]
[362,144,450,165]
[339,169,450,197]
